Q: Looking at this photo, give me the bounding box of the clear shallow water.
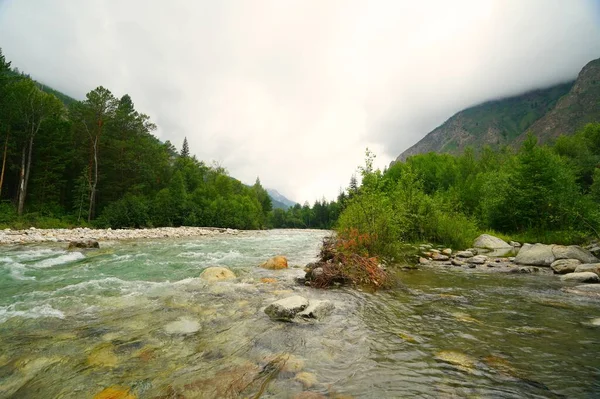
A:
[0,229,598,398]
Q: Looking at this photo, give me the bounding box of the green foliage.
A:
[338,125,600,259]
[0,49,273,230]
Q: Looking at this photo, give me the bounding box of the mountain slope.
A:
[267,188,297,210]
[396,82,573,161]
[521,58,600,144]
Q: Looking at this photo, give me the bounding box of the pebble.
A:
[0,226,238,245]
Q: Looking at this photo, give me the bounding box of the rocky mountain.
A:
[267,188,297,210]
[524,58,600,144]
[395,57,600,161]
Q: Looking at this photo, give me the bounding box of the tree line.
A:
[336,124,600,259]
[0,49,272,229]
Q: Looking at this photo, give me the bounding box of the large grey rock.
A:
[550,259,581,274]
[297,300,334,320]
[264,296,309,321]
[553,245,598,264]
[514,243,555,266]
[574,263,600,276]
[560,272,599,283]
[473,234,511,250]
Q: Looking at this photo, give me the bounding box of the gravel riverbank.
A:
[0,226,239,245]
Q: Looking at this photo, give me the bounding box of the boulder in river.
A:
[260,256,288,270]
[297,300,334,320]
[574,263,600,276]
[200,266,236,282]
[560,272,599,283]
[514,243,555,266]
[264,295,309,321]
[473,234,511,250]
[68,239,99,249]
[550,259,581,274]
[553,245,598,264]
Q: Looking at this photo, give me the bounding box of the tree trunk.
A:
[0,128,9,198]
[17,144,26,216]
[88,136,98,222]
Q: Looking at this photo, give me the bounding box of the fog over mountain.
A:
[1,0,599,202]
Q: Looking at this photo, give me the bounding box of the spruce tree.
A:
[181,137,190,158]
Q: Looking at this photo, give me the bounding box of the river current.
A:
[0,229,598,398]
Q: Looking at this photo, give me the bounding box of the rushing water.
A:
[0,229,598,398]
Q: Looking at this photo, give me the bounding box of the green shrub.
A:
[98,194,151,228]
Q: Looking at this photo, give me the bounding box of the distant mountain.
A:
[267,188,297,210]
[523,58,600,144]
[395,56,600,162]
[8,69,78,106]
[396,82,573,161]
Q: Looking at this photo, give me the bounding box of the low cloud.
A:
[1,0,599,202]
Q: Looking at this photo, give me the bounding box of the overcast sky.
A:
[1,1,599,203]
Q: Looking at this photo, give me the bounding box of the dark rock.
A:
[68,239,99,249]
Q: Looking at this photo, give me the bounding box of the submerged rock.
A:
[434,350,476,372]
[200,266,236,282]
[261,256,288,270]
[164,317,201,335]
[93,387,136,399]
[473,234,510,250]
[562,284,600,298]
[295,371,318,388]
[515,243,555,266]
[550,259,581,274]
[264,295,309,321]
[68,239,99,249]
[87,344,118,368]
[560,272,599,283]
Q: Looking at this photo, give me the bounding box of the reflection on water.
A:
[0,229,599,398]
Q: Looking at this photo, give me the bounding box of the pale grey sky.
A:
[1,0,599,203]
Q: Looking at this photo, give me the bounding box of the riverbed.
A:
[0,229,598,398]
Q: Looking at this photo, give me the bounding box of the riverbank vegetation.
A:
[0,49,272,230]
[337,124,600,260]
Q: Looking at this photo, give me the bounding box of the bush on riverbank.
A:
[334,127,600,260]
[306,233,392,290]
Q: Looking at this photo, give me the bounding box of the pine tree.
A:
[181,137,190,158]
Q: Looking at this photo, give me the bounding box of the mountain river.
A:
[0,229,598,398]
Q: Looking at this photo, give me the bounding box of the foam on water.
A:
[32,251,85,269]
[0,303,65,323]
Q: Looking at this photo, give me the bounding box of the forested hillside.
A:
[396,82,572,161]
[396,57,600,161]
[0,49,273,229]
